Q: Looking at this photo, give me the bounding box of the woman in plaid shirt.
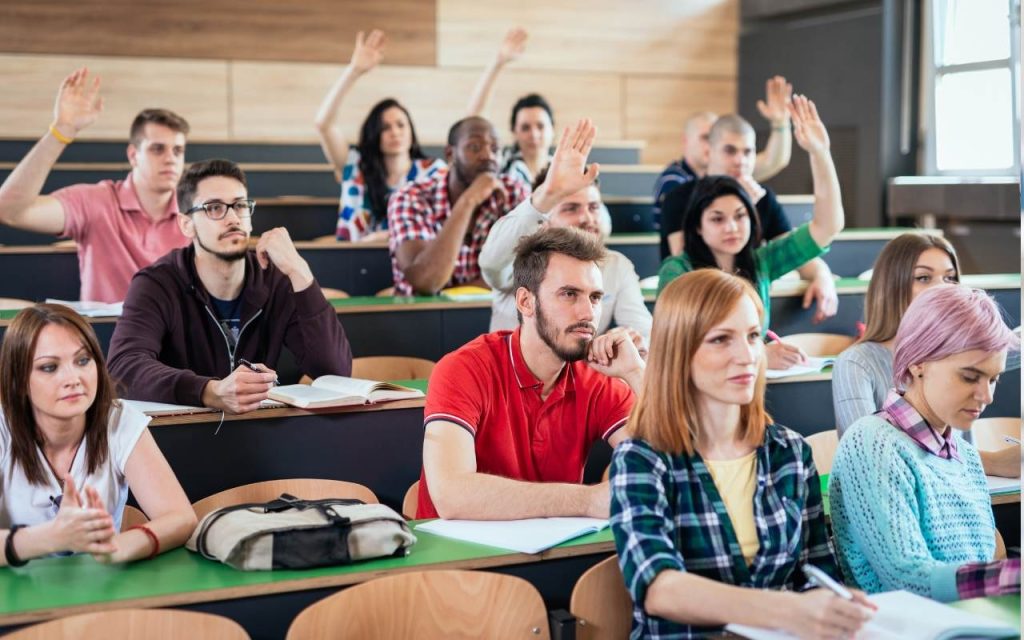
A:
[610,269,874,639]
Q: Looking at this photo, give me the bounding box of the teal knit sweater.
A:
[830,415,995,602]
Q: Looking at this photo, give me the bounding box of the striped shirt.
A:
[611,424,839,639]
[832,341,892,437]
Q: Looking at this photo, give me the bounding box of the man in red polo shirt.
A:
[417,120,645,520]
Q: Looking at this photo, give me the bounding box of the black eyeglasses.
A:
[186,199,256,220]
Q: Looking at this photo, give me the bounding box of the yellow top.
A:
[704,451,759,565]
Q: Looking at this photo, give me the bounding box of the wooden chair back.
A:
[995,528,1007,561]
[286,570,551,639]
[806,430,839,476]
[352,356,435,381]
[780,333,856,357]
[0,298,34,311]
[971,417,1023,451]
[5,608,249,639]
[192,479,378,521]
[120,505,149,532]
[402,481,419,519]
[320,287,349,299]
[570,555,632,640]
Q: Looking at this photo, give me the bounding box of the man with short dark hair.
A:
[417,222,645,520]
[0,68,192,302]
[108,159,352,413]
[388,116,529,295]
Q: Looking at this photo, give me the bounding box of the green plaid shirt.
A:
[610,423,841,639]
[656,223,827,330]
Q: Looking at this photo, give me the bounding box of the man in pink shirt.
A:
[0,68,190,302]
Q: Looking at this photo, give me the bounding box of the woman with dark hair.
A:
[0,304,195,566]
[658,96,844,370]
[315,30,445,242]
[467,28,612,235]
[611,269,873,638]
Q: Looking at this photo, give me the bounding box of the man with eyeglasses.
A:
[0,68,191,303]
[107,159,353,413]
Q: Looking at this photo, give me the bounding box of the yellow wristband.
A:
[48,124,74,145]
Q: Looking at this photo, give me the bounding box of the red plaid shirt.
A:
[387,167,529,296]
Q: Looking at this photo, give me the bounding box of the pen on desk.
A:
[238,358,280,386]
[1004,436,1021,446]
[802,565,854,601]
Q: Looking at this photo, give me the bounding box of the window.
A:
[923,0,1020,175]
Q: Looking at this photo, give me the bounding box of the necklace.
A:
[43,438,84,490]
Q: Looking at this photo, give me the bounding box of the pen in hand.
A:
[802,564,854,601]
[238,358,280,386]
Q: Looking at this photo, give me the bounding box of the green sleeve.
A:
[657,254,692,296]
[755,223,828,281]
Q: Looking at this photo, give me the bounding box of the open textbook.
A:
[765,356,836,380]
[121,399,282,417]
[727,590,1018,640]
[267,376,423,409]
[415,517,609,555]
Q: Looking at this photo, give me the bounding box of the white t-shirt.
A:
[0,401,150,532]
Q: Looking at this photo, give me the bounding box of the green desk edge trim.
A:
[0,525,613,618]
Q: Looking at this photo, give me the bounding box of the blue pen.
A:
[802,564,853,601]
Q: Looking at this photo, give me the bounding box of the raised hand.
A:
[533,119,600,212]
[788,94,830,155]
[756,75,793,125]
[496,27,528,65]
[351,29,386,74]
[53,68,103,138]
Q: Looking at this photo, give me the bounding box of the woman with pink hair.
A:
[830,285,1020,601]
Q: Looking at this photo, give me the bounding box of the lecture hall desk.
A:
[0,526,615,640]
[0,228,945,299]
[1,273,1017,365]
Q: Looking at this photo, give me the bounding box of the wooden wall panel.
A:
[437,0,738,76]
[0,1,435,66]
[231,62,478,143]
[230,63,623,144]
[624,76,737,165]
[0,55,229,140]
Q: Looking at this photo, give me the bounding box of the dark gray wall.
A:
[738,0,919,228]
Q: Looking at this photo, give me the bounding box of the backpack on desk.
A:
[186,494,416,571]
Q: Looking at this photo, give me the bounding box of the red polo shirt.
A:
[416,328,634,518]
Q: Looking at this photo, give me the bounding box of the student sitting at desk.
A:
[314,30,445,242]
[107,159,353,414]
[479,119,651,341]
[0,69,191,303]
[0,304,195,566]
[832,232,1020,477]
[465,28,613,236]
[387,116,529,296]
[417,227,645,520]
[658,96,844,370]
[610,269,873,639]
[660,108,837,328]
[653,77,794,232]
[831,286,1021,602]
